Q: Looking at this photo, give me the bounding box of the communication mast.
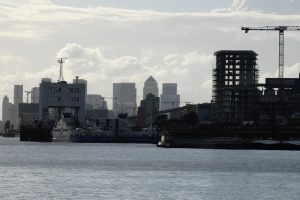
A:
[57,58,67,82]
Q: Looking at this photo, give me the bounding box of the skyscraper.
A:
[2,95,9,122]
[86,94,107,110]
[31,87,39,103]
[143,76,158,99]
[14,85,23,106]
[160,83,180,111]
[113,83,137,116]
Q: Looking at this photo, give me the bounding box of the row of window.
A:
[49,87,80,93]
[68,88,80,93]
[48,96,80,103]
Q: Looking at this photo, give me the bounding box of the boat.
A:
[70,127,114,143]
[52,119,72,142]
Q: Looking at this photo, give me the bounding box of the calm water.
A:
[0,137,299,200]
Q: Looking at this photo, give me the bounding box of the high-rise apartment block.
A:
[143,76,158,99]
[113,83,137,116]
[213,50,259,123]
[160,83,180,111]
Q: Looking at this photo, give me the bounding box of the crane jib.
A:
[241,26,300,79]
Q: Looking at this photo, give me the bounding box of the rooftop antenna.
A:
[57,58,67,82]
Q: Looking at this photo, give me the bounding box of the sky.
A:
[1,0,300,119]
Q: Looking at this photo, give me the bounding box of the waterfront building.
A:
[18,103,39,126]
[31,87,39,103]
[143,76,158,99]
[213,50,259,123]
[137,93,160,128]
[259,73,300,125]
[113,83,137,116]
[156,104,198,120]
[39,77,86,126]
[160,83,180,111]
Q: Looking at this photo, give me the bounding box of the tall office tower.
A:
[143,76,158,99]
[113,83,137,116]
[31,87,39,103]
[14,85,23,106]
[213,50,259,123]
[86,94,107,110]
[160,83,180,111]
[2,95,9,122]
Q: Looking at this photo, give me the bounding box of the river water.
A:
[0,137,299,200]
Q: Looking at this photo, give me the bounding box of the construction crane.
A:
[57,58,67,82]
[241,26,300,78]
[163,101,191,108]
[25,91,32,103]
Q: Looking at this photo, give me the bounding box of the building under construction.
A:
[213,50,260,123]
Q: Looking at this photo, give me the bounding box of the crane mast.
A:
[241,26,300,78]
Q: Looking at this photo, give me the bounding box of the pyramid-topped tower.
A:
[143,76,158,99]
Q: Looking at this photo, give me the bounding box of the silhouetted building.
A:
[157,104,198,120]
[39,77,86,126]
[197,103,213,123]
[213,50,259,123]
[137,93,160,128]
[160,83,180,111]
[143,76,158,99]
[259,74,300,124]
[19,103,39,125]
[113,83,137,116]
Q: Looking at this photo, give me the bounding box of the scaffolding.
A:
[212,50,260,123]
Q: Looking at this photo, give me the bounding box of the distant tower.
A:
[160,83,180,111]
[14,85,23,106]
[2,95,9,122]
[143,76,158,99]
[113,83,137,116]
[31,87,39,103]
[57,58,67,82]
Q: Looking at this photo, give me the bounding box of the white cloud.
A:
[212,0,248,13]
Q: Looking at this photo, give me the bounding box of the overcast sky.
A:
[1,0,300,119]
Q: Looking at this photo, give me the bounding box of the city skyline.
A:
[1,0,300,119]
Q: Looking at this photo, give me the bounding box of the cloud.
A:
[212,0,248,13]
